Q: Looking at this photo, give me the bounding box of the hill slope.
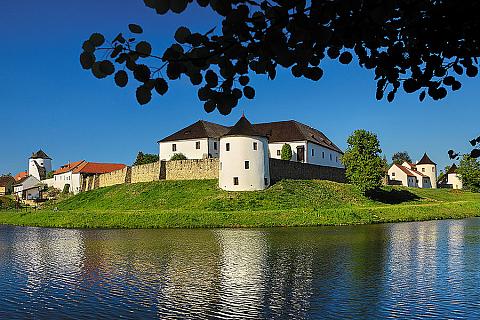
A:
[1,180,479,228]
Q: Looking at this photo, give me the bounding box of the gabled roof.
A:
[393,164,416,177]
[14,171,28,181]
[158,120,229,143]
[447,164,458,174]
[253,120,343,154]
[0,176,15,187]
[30,150,51,160]
[72,162,126,174]
[417,153,436,165]
[223,116,265,137]
[53,160,86,175]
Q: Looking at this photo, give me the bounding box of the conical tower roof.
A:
[417,153,436,165]
[223,116,265,137]
[30,149,51,160]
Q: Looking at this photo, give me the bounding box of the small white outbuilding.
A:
[219,116,270,191]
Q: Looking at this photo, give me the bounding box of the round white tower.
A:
[219,116,270,191]
[415,153,437,188]
[28,150,52,181]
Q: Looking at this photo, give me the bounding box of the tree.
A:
[281,143,292,160]
[342,129,384,194]
[392,151,412,165]
[133,151,159,165]
[170,153,187,160]
[457,155,480,192]
[46,171,54,179]
[81,1,480,114]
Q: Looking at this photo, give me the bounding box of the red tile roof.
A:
[393,164,416,177]
[53,160,86,175]
[14,171,28,181]
[72,162,126,174]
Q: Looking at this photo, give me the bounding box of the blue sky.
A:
[1,0,478,175]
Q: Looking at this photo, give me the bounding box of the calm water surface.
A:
[1,219,479,319]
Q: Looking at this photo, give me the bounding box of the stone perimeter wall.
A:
[131,162,161,184]
[166,159,219,180]
[269,158,346,183]
[84,158,345,192]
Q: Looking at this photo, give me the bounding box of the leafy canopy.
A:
[342,129,384,194]
[457,155,480,192]
[81,0,480,115]
[281,143,292,160]
[392,151,412,165]
[133,152,160,166]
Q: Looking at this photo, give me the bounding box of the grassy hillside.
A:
[1,179,479,228]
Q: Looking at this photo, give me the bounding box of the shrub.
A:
[62,184,71,194]
[281,144,292,160]
[170,153,187,161]
[133,151,159,166]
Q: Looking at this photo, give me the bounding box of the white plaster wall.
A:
[71,173,82,194]
[267,141,306,162]
[448,173,463,189]
[219,136,270,191]
[388,166,409,186]
[416,164,437,188]
[307,142,344,168]
[42,178,54,188]
[159,138,210,161]
[53,172,73,191]
[28,158,52,180]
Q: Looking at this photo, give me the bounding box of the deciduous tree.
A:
[342,129,384,194]
[457,155,480,192]
[392,151,412,165]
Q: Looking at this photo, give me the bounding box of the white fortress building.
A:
[388,153,438,188]
[158,116,344,191]
[219,117,270,191]
[28,150,52,181]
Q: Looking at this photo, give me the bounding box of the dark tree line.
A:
[80,0,480,157]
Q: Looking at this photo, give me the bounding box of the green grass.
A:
[1,179,479,229]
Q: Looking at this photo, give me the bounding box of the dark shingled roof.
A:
[158,120,229,143]
[417,153,436,166]
[30,150,51,160]
[224,116,265,137]
[0,176,15,187]
[253,120,343,154]
[446,163,458,174]
[158,118,343,154]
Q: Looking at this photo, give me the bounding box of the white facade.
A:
[13,176,43,200]
[447,173,463,189]
[219,136,270,191]
[416,164,437,188]
[28,157,52,181]
[401,162,432,188]
[159,138,220,161]
[388,165,418,187]
[53,172,82,194]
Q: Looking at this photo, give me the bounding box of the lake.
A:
[1,219,479,319]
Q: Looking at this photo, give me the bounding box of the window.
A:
[392,172,396,177]
[196,141,201,149]
[311,149,315,156]
[322,152,325,158]
[277,150,281,156]
[172,144,177,152]
[233,177,239,185]
[245,161,250,169]
[330,154,332,161]
[336,156,338,162]
[432,167,435,172]
[226,143,230,151]
[422,168,425,172]
[213,142,217,150]
[264,177,268,186]
[253,142,257,150]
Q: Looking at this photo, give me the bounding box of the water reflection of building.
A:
[215,229,268,319]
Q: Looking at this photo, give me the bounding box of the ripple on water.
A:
[0,220,480,319]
